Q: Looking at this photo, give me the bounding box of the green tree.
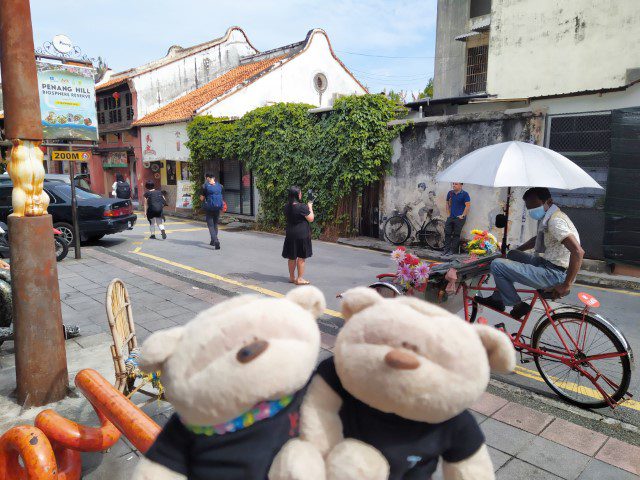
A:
[417,78,434,99]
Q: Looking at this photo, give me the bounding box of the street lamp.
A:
[0,0,69,406]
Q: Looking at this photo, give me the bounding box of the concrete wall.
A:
[382,111,545,248]
[488,0,640,98]
[131,29,258,117]
[200,31,366,117]
[433,0,469,99]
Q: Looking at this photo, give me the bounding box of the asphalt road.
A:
[97,216,640,427]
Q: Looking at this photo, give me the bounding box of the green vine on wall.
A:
[186,94,406,233]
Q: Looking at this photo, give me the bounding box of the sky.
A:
[28,0,437,100]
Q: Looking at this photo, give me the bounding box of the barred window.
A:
[464,45,488,94]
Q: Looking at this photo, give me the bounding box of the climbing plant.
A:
[186,94,406,234]
[185,116,236,209]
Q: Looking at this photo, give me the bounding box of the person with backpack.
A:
[143,180,167,239]
[113,173,132,199]
[199,173,224,249]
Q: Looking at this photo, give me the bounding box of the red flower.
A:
[397,246,406,251]
[405,255,420,266]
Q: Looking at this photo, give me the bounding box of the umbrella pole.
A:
[501,187,511,256]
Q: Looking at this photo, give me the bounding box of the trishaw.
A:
[371,141,634,409]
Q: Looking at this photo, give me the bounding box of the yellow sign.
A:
[51,151,92,162]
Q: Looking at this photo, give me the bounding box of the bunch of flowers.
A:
[466,229,499,256]
[390,247,431,292]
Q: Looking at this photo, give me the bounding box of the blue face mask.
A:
[528,205,546,220]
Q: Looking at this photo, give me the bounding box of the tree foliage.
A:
[186,94,406,234]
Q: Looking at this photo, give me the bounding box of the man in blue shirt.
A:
[443,182,471,256]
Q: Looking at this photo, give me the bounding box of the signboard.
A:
[176,180,193,209]
[36,61,98,141]
[103,151,128,168]
[141,124,191,162]
[51,150,92,162]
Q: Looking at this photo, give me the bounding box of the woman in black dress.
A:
[282,186,314,285]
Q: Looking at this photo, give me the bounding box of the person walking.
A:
[443,182,471,256]
[112,173,131,199]
[200,173,224,249]
[282,186,314,285]
[143,180,167,239]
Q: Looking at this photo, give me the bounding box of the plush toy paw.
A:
[326,439,389,480]
[269,438,326,480]
[131,457,186,480]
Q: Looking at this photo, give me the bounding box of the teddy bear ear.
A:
[474,324,516,373]
[286,285,326,318]
[139,326,184,372]
[340,287,383,320]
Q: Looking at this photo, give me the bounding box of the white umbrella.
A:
[436,141,603,189]
[436,141,603,253]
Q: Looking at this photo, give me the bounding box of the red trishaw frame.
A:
[375,271,632,409]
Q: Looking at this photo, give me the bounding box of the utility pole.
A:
[0,0,69,406]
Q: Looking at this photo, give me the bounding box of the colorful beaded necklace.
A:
[184,395,293,436]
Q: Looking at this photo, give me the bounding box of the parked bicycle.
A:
[370,254,633,409]
[382,205,445,250]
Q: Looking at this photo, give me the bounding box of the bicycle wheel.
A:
[532,312,631,408]
[422,218,445,250]
[383,215,411,245]
[369,282,401,298]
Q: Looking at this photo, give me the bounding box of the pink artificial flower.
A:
[391,248,406,263]
[414,263,431,282]
[398,264,413,283]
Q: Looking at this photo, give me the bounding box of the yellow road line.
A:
[132,221,188,227]
[513,365,640,411]
[132,246,142,253]
[132,250,344,319]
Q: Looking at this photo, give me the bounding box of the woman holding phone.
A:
[282,186,314,285]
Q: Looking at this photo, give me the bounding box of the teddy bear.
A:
[130,286,326,480]
[270,287,515,480]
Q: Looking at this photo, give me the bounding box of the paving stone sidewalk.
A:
[0,247,637,479]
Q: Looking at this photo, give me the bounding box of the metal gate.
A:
[360,181,380,238]
[604,108,640,265]
[546,112,611,259]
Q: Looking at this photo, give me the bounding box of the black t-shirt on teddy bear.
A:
[144,386,306,480]
[317,357,485,480]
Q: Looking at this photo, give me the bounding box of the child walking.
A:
[144,180,167,239]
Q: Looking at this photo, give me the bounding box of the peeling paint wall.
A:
[382,112,545,248]
[488,0,640,98]
[132,29,258,117]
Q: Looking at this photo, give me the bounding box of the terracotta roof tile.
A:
[133,56,285,127]
[95,77,130,92]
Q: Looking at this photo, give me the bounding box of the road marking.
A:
[132,246,142,253]
[132,221,188,228]
[132,241,143,245]
[131,250,344,319]
[513,365,640,412]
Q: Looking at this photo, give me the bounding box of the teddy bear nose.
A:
[384,349,420,370]
[236,340,269,364]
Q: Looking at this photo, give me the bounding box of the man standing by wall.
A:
[443,182,470,256]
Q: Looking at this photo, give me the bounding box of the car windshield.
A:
[51,184,102,201]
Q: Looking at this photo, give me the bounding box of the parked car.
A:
[0,179,137,244]
[2,172,93,192]
[44,173,93,192]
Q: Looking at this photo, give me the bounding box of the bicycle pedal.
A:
[494,322,506,331]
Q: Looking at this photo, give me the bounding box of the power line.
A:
[347,67,432,79]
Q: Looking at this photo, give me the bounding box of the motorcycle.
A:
[0,221,69,262]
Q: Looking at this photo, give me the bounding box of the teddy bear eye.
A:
[401,341,419,353]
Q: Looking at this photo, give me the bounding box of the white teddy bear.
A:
[131,286,326,480]
[271,287,515,480]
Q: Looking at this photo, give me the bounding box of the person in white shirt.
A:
[475,187,584,319]
[112,173,124,198]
